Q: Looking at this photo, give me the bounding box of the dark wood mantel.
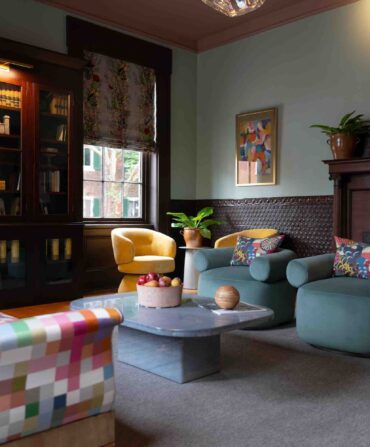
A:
[324,158,370,243]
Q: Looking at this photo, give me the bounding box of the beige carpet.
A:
[113,326,370,447]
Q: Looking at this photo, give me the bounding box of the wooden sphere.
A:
[215,285,240,310]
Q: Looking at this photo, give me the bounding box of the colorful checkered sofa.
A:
[0,308,123,445]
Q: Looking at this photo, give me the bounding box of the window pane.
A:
[104,182,122,218]
[103,147,123,182]
[83,145,102,181]
[123,183,141,218]
[124,150,141,182]
[83,181,102,218]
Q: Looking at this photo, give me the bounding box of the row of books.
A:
[0,89,21,108]
[0,197,21,216]
[40,170,61,193]
[45,238,72,261]
[49,96,68,116]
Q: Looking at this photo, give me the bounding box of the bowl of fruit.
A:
[136,272,183,308]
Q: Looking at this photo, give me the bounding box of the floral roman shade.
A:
[83,50,156,151]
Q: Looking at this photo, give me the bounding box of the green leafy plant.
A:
[167,207,223,239]
[310,111,367,136]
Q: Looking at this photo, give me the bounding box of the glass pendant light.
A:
[201,0,266,17]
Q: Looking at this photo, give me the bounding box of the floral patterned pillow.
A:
[333,236,370,280]
[230,235,285,266]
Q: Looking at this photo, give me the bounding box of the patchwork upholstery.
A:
[0,308,123,444]
[0,313,17,325]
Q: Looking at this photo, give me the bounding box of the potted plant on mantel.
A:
[310,111,369,160]
[167,207,223,248]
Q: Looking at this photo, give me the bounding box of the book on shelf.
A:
[197,301,265,315]
[56,124,67,142]
[0,89,21,108]
[16,173,21,191]
[40,170,60,193]
[43,147,59,155]
[10,197,20,216]
[49,95,68,116]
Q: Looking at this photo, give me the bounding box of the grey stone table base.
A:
[71,293,273,384]
[120,327,220,383]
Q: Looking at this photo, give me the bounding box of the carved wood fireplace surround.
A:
[324,158,370,244]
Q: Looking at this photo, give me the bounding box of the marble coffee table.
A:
[71,293,273,383]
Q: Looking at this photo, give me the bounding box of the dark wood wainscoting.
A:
[83,196,334,293]
[171,196,334,259]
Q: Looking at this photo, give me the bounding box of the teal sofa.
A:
[194,247,297,327]
[287,254,370,355]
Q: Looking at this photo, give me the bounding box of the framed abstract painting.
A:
[236,108,277,186]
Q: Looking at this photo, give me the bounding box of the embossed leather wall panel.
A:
[171,196,334,258]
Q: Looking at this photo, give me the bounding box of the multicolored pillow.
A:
[230,235,285,266]
[333,236,370,280]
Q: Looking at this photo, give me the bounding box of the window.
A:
[83,145,143,219]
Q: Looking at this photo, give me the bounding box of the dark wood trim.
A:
[0,36,84,71]
[155,72,171,233]
[66,17,172,233]
[66,16,172,75]
[324,158,370,241]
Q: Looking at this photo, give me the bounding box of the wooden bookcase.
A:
[324,158,370,244]
[0,37,84,308]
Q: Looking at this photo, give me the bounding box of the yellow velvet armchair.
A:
[214,228,278,248]
[111,228,177,292]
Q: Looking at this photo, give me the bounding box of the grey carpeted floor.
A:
[113,326,370,447]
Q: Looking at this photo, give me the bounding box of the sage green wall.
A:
[196,0,370,199]
[0,0,197,199]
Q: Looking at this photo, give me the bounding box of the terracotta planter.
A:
[328,134,359,160]
[182,228,203,248]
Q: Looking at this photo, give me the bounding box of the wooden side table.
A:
[179,247,204,290]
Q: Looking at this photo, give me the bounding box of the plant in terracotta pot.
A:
[310,111,368,159]
[167,207,223,248]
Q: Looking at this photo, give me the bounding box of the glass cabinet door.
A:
[0,81,22,217]
[38,89,70,216]
[44,237,73,284]
[0,239,26,290]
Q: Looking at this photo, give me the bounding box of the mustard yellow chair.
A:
[111,228,176,292]
[215,229,278,248]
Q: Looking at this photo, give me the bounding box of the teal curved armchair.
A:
[287,254,370,355]
[194,247,297,327]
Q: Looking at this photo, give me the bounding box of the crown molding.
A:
[37,0,359,53]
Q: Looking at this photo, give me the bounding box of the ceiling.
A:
[38,0,358,52]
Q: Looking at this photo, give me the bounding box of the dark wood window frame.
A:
[66,17,172,233]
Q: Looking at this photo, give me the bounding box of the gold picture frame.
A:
[236,107,277,186]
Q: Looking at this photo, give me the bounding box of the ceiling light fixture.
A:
[201,0,266,17]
